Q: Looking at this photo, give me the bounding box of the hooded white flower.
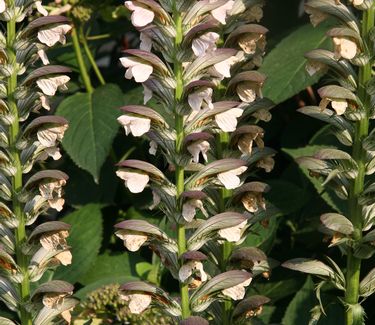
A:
[38,147,62,161]
[320,97,348,115]
[38,49,50,65]
[35,1,48,16]
[218,220,247,242]
[213,56,239,79]
[188,87,214,111]
[241,192,266,213]
[43,292,71,309]
[125,1,155,27]
[38,24,72,47]
[120,57,153,83]
[0,0,6,13]
[238,33,266,55]
[182,199,205,222]
[120,293,152,314]
[116,231,148,251]
[179,261,208,283]
[333,37,358,60]
[222,277,252,300]
[192,32,220,57]
[215,108,243,132]
[143,84,153,104]
[37,76,70,96]
[218,166,247,190]
[210,0,235,24]
[116,170,149,193]
[118,115,151,137]
[37,125,68,148]
[187,140,210,163]
[237,82,259,103]
[237,132,264,155]
[140,32,153,52]
[39,180,66,211]
[40,230,69,251]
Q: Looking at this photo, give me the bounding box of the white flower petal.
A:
[0,0,6,13]
[192,32,220,57]
[215,108,243,132]
[54,250,72,266]
[182,199,203,222]
[178,261,207,283]
[214,56,238,78]
[116,232,148,251]
[333,37,357,60]
[222,277,252,300]
[117,115,151,137]
[149,190,161,210]
[37,24,72,47]
[128,294,152,314]
[37,76,70,96]
[38,49,50,65]
[331,99,348,115]
[149,140,157,155]
[35,1,48,16]
[218,166,247,190]
[211,0,234,24]
[116,171,149,193]
[218,220,247,242]
[187,140,210,163]
[125,1,155,27]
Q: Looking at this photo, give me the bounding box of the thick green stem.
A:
[345,7,374,325]
[173,3,190,319]
[71,24,94,94]
[216,132,233,324]
[80,27,106,86]
[6,9,32,325]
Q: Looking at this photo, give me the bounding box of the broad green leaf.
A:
[53,204,103,283]
[79,252,142,285]
[57,84,124,182]
[260,23,330,104]
[282,277,316,325]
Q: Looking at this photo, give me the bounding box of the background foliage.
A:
[2,0,373,323]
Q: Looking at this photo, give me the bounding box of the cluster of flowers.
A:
[284,0,375,322]
[115,0,274,323]
[0,1,77,324]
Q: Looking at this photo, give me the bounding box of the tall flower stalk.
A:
[283,1,375,324]
[115,0,274,323]
[0,1,77,324]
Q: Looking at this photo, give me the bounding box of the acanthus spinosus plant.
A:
[283,1,375,324]
[115,0,275,323]
[0,1,77,324]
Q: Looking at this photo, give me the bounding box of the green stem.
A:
[216,132,233,324]
[71,24,94,94]
[6,8,32,325]
[345,7,374,325]
[80,27,106,86]
[173,2,190,319]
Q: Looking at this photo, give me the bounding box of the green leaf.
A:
[282,277,316,325]
[79,252,142,285]
[259,23,330,104]
[53,204,103,283]
[56,84,124,182]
